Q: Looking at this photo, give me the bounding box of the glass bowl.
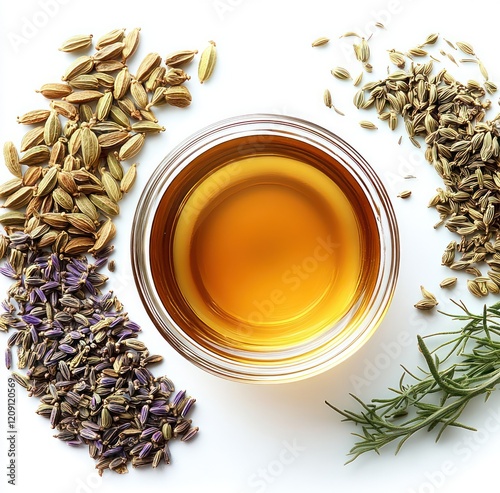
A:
[131,114,399,383]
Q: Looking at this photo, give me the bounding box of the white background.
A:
[1,1,500,492]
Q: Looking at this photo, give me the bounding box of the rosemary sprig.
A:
[327,300,500,464]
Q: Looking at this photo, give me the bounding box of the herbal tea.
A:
[149,135,381,358]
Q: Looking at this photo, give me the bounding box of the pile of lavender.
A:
[0,234,197,474]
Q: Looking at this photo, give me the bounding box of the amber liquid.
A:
[150,135,381,360]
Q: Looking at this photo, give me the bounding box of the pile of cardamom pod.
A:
[0,28,210,254]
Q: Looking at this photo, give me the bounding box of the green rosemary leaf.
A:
[329,301,500,461]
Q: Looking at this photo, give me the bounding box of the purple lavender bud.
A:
[1,300,12,312]
[34,287,47,303]
[100,377,117,387]
[5,348,12,370]
[149,406,169,416]
[103,446,124,458]
[139,405,149,425]
[94,361,112,372]
[72,258,88,271]
[109,316,125,328]
[80,428,100,441]
[29,290,37,304]
[95,440,104,454]
[65,391,82,407]
[35,342,47,360]
[22,314,42,325]
[30,325,39,344]
[50,404,60,428]
[94,256,108,268]
[59,344,77,354]
[85,280,97,295]
[23,302,35,313]
[81,420,100,432]
[0,264,18,279]
[181,398,196,418]
[138,442,152,459]
[48,351,66,364]
[107,403,126,414]
[25,278,45,287]
[50,253,60,269]
[140,427,158,440]
[66,285,81,294]
[134,368,150,386]
[172,390,186,407]
[118,423,131,433]
[41,281,59,291]
[43,264,53,280]
[44,329,64,338]
[151,430,163,443]
[123,320,141,332]
[52,319,64,331]
[49,292,58,306]
[116,329,134,340]
[67,439,83,447]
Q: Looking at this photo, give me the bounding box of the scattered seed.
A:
[324,89,332,108]
[420,285,437,301]
[414,299,438,310]
[322,31,500,296]
[331,67,352,80]
[456,41,475,56]
[359,120,378,130]
[440,277,457,288]
[312,37,330,47]
[340,32,360,38]
[198,41,217,84]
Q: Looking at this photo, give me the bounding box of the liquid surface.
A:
[171,155,365,350]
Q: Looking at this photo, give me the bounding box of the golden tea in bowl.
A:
[131,114,399,383]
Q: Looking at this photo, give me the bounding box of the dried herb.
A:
[327,301,500,463]
[323,33,500,295]
[321,32,500,462]
[0,26,203,256]
[0,26,204,475]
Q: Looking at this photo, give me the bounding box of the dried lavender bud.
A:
[0,234,197,474]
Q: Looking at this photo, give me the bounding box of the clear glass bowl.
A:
[131,114,399,383]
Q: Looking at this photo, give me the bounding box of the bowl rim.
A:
[131,113,400,383]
